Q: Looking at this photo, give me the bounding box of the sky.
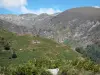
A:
[0,0,100,14]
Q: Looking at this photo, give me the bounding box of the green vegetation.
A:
[0,28,78,67]
[0,58,100,75]
[75,43,100,63]
[63,39,83,48]
[1,28,100,75]
[58,58,100,75]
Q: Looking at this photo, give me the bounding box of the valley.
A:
[0,7,100,75]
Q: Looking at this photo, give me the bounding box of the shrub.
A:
[0,37,11,50]
[40,70,52,75]
[59,66,79,75]
[14,66,39,75]
[1,58,100,75]
[6,63,39,75]
[5,62,52,75]
[12,53,17,58]
[75,47,84,54]
[59,70,68,75]
[4,43,10,50]
[85,44,100,63]
[75,44,100,63]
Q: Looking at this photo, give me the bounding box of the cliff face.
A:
[49,7,100,47]
[0,7,100,47]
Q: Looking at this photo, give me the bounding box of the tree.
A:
[4,43,10,50]
[0,37,11,51]
[75,47,84,54]
[12,51,17,58]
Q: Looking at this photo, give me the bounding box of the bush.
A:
[5,61,53,75]
[40,70,52,75]
[59,66,79,75]
[12,53,17,58]
[75,44,100,63]
[75,47,84,54]
[0,37,11,50]
[85,44,100,63]
[14,66,39,75]
[59,69,68,75]
[4,44,10,50]
[1,58,100,75]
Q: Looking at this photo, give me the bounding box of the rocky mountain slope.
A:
[0,7,100,47]
[50,7,100,47]
[0,13,54,37]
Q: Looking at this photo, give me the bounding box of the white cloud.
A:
[0,0,61,14]
[21,6,61,14]
[0,0,27,9]
[21,6,34,14]
[92,6,100,8]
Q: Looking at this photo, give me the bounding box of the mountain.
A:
[50,7,100,47]
[0,7,100,47]
[0,13,56,37]
[1,7,100,75]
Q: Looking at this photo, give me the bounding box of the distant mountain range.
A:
[0,7,100,47]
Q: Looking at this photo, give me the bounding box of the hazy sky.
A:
[0,0,100,14]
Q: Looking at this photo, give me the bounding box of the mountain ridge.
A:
[0,7,100,47]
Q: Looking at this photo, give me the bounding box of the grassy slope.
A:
[0,29,79,66]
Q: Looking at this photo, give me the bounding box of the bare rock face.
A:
[0,13,54,36]
[49,7,100,47]
[0,7,100,47]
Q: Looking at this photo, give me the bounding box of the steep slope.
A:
[0,14,37,27]
[50,7,100,47]
[0,7,100,48]
[0,29,79,66]
[0,13,55,37]
[0,19,38,35]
